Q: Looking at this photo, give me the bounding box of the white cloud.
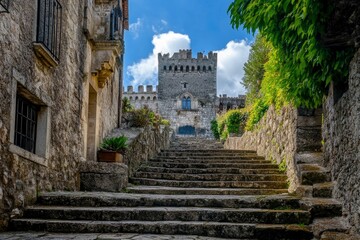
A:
[127,31,190,86]
[161,19,168,26]
[216,40,251,96]
[129,18,142,39]
[152,19,169,34]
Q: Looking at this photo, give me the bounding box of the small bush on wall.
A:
[212,109,248,140]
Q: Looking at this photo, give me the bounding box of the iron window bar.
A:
[14,95,38,154]
[36,0,62,62]
[0,0,9,13]
[110,4,122,40]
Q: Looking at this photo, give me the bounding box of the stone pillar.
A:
[138,85,144,93]
[127,86,133,93]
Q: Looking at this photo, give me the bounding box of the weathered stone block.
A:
[79,162,128,192]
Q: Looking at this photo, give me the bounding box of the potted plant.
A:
[98,136,128,163]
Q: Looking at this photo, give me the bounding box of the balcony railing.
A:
[36,0,62,62]
[0,0,9,13]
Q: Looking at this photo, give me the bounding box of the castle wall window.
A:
[174,66,178,71]
[191,66,195,71]
[208,66,212,71]
[182,97,191,110]
[129,96,133,100]
[153,96,157,100]
[35,0,62,63]
[203,66,206,72]
[0,0,10,13]
[135,96,138,100]
[180,66,183,72]
[186,66,189,72]
[163,66,167,71]
[197,66,200,71]
[141,96,145,100]
[147,96,150,100]
[14,95,38,153]
[169,66,172,71]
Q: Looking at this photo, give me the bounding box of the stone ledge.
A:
[9,144,48,167]
[79,162,128,192]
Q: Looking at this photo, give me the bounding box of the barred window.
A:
[14,95,39,153]
[0,0,9,13]
[36,0,62,61]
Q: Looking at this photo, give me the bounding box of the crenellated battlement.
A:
[158,49,217,61]
[123,85,158,93]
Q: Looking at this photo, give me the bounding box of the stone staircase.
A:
[10,137,343,239]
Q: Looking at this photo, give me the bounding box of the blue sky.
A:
[124,0,255,96]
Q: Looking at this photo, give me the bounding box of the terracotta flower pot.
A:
[97,150,123,163]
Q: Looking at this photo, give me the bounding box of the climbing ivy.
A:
[229,0,354,108]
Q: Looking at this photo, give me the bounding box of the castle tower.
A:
[157,49,217,136]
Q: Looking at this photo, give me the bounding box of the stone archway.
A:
[86,85,98,161]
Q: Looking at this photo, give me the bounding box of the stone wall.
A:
[0,0,126,230]
[323,48,360,233]
[224,106,299,192]
[108,126,174,176]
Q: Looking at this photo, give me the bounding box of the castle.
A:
[123,50,246,136]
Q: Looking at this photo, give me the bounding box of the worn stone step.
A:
[149,158,270,164]
[159,152,257,157]
[145,162,279,169]
[10,219,313,239]
[138,166,282,175]
[300,198,342,218]
[129,178,288,189]
[126,186,289,196]
[313,182,334,198]
[133,172,288,182]
[24,206,311,224]
[300,164,331,185]
[153,155,265,160]
[37,192,301,209]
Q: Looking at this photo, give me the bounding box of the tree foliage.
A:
[229,0,354,108]
[242,34,271,106]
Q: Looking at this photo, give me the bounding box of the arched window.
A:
[197,66,200,71]
[129,96,133,100]
[141,96,145,100]
[135,96,139,100]
[191,66,195,71]
[208,66,212,71]
[186,66,189,72]
[182,96,191,110]
[203,66,206,72]
[169,66,172,71]
[153,96,157,100]
[180,66,183,72]
[174,66,178,71]
[163,66,167,71]
[147,96,151,100]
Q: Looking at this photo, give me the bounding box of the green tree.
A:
[242,34,271,106]
[229,0,354,108]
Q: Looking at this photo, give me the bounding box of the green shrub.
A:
[245,99,269,131]
[160,119,170,126]
[210,120,220,139]
[215,109,248,140]
[122,97,134,113]
[100,136,128,153]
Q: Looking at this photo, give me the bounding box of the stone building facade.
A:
[123,85,158,112]
[0,0,128,230]
[218,94,246,113]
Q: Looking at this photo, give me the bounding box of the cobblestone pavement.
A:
[0,232,231,240]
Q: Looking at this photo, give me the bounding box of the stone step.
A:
[37,192,301,209]
[126,186,289,196]
[160,151,257,157]
[148,158,270,164]
[313,182,334,198]
[9,219,313,239]
[300,164,331,185]
[129,178,288,189]
[138,166,282,175]
[153,155,265,160]
[299,198,342,218]
[23,206,311,224]
[133,172,288,182]
[145,162,279,169]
